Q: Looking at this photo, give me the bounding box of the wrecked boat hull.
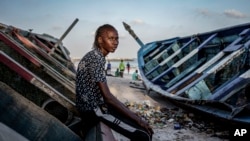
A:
[0,21,116,141]
[123,22,250,125]
[0,21,83,140]
[0,81,82,141]
[0,19,121,141]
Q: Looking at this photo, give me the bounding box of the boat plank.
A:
[1,31,75,93]
[0,51,77,114]
[0,81,82,141]
[0,122,29,141]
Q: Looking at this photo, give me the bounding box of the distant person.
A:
[76,24,153,140]
[115,68,120,77]
[106,61,111,75]
[132,70,141,81]
[131,70,141,86]
[126,62,130,74]
[119,59,125,77]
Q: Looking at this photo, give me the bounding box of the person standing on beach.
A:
[126,62,130,74]
[119,59,125,77]
[76,24,153,141]
[106,61,111,75]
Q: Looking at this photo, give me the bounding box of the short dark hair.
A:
[93,24,117,49]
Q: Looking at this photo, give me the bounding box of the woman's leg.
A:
[94,106,151,141]
[80,111,99,138]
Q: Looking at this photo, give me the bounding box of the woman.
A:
[76,24,153,140]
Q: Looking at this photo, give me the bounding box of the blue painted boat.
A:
[123,22,250,125]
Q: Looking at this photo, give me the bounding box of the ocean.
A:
[106,59,139,74]
[74,59,139,75]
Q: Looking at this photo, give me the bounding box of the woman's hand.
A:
[138,118,154,136]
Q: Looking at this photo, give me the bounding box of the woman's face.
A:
[98,28,119,56]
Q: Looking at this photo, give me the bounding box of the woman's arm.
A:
[97,82,153,135]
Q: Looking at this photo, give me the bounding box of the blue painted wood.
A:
[124,22,250,125]
[145,38,196,77]
[167,28,250,94]
[223,28,250,52]
[175,38,250,96]
[151,33,217,83]
[209,70,250,101]
[164,57,206,89]
[175,47,247,96]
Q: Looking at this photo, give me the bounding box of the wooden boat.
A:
[0,21,115,141]
[123,22,250,125]
[0,81,82,141]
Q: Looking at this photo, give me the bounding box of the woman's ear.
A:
[98,36,103,44]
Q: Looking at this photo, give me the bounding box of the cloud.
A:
[131,19,145,25]
[51,25,63,31]
[196,8,211,17]
[224,9,247,19]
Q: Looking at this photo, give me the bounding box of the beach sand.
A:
[107,73,228,141]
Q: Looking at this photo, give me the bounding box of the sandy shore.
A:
[106,73,229,141]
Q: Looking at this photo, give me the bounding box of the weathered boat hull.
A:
[124,22,250,125]
[0,24,77,120]
[0,22,83,139]
[0,81,82,141]
[0,22,115,141]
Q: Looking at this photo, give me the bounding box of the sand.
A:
[106,73,228,141]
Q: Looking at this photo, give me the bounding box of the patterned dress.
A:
[75,48,106,112]
[75,48,151,141]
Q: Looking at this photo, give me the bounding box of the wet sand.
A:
[107,73,229,141]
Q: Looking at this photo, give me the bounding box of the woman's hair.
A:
[93,24,117,49]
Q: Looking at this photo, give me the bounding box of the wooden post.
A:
[49,18,79,60]
[122,22,144,47]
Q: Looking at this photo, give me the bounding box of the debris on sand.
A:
[124,101,230,139]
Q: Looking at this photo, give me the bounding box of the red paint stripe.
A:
[0,52,34,81]
[0,32,41,67]
[31,35,51,52]
[13,32,56,65]
[14,32,35,49]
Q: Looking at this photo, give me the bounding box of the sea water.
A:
[106,59,139,75]
[74,59,139,75]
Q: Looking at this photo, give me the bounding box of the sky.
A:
[1,0,250,59]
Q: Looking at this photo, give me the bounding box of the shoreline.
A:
[106,58,136,62]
